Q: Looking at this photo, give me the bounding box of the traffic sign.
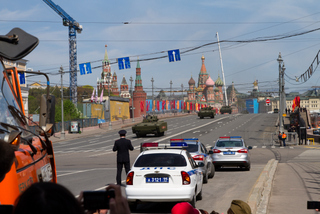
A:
[117,57,131,70]
[168,49,181,62]
[19,72,25,84]
[79,62,92,75]
[266,99,270,104]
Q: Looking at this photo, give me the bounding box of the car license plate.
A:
[223,151,235,155]
[146,177,169,183]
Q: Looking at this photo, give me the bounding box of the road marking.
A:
[58,168,116,177]
[155,116,228,143]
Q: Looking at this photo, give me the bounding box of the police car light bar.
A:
[170,138,198,141]
[219,136,242,139]
[141,142,188,149]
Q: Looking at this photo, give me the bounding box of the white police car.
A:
[125,142,203,208]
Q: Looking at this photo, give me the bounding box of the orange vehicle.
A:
[0,28,57,205]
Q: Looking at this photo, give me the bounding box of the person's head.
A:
[119,130,127,137]
[282,132,285,134]
[171,202,208,214]
[13,182,84,214]
[0,140,15,182]
[227,200,251,214]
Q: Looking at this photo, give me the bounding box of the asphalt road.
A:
[53,113,320,214]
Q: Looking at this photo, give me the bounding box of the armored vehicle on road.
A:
[220,106,232,114]
[132,115,167,137]
[198,107,215,119]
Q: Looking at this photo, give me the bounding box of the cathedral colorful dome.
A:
[205,76,215,86]
[215,75,223,87]
[188,76,195,85]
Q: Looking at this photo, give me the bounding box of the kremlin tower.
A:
[120,75,130,98]
[97,45,119,95]
[132,59,146,117]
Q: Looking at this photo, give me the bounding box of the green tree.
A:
[55,99,81,122]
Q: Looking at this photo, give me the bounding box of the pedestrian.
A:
[285,108,288,114]
[282,132,287,147]
[227,200,251,214]
[278,131,283,146]
[113,130,134,185]
[171,202,209,214]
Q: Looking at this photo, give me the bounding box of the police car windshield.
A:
[216,141,243,147]
[185,144,198,153]
[134,154,187,167]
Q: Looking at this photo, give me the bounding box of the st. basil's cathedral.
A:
[187,55,237,110]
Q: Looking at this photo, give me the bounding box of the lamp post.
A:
[277,52,284,132]
[181,84,183,100]
[129,76,134,122]
[60,66,65,139]
[151,77,154,115]
[107,72,112,130]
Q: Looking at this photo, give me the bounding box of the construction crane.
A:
[43,0,82,104]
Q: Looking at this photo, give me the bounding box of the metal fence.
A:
[270,132,298,146]
[29,118,99,134]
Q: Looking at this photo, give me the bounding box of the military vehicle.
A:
[132,115,167,137]
[198,106,215,119]
[220,106,232,114]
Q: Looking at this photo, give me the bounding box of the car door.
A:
[186,152,202,194]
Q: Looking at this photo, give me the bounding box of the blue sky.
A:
[2,0,320,96]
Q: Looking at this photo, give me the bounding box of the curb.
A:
[247,159,278,214]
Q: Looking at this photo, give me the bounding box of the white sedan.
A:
[125,142,203,208]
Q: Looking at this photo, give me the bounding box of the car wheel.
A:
[203,171,208,184]
[208,164,215,178]
[196,188,202,201]
[160,132,164,136]
[245,164,251,171]
[190,192,196,207]
[136,133,140,138]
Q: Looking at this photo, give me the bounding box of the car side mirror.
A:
[209,150,213,154]
[248,146,252,150]
[197,162,205,167]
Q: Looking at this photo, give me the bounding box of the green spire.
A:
[137,57,140,69]
[103,45,110,64]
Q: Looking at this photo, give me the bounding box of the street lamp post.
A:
[60,66,65,140]
[129,76,134,122]
[277,52,284,132]
[151,77,154,115]
[107,72,112,130]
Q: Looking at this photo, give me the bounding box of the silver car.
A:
[171,138,215,183]
[209,136,252,171]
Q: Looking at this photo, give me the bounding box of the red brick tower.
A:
[133,59,146,118]
[111,71,119,95]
